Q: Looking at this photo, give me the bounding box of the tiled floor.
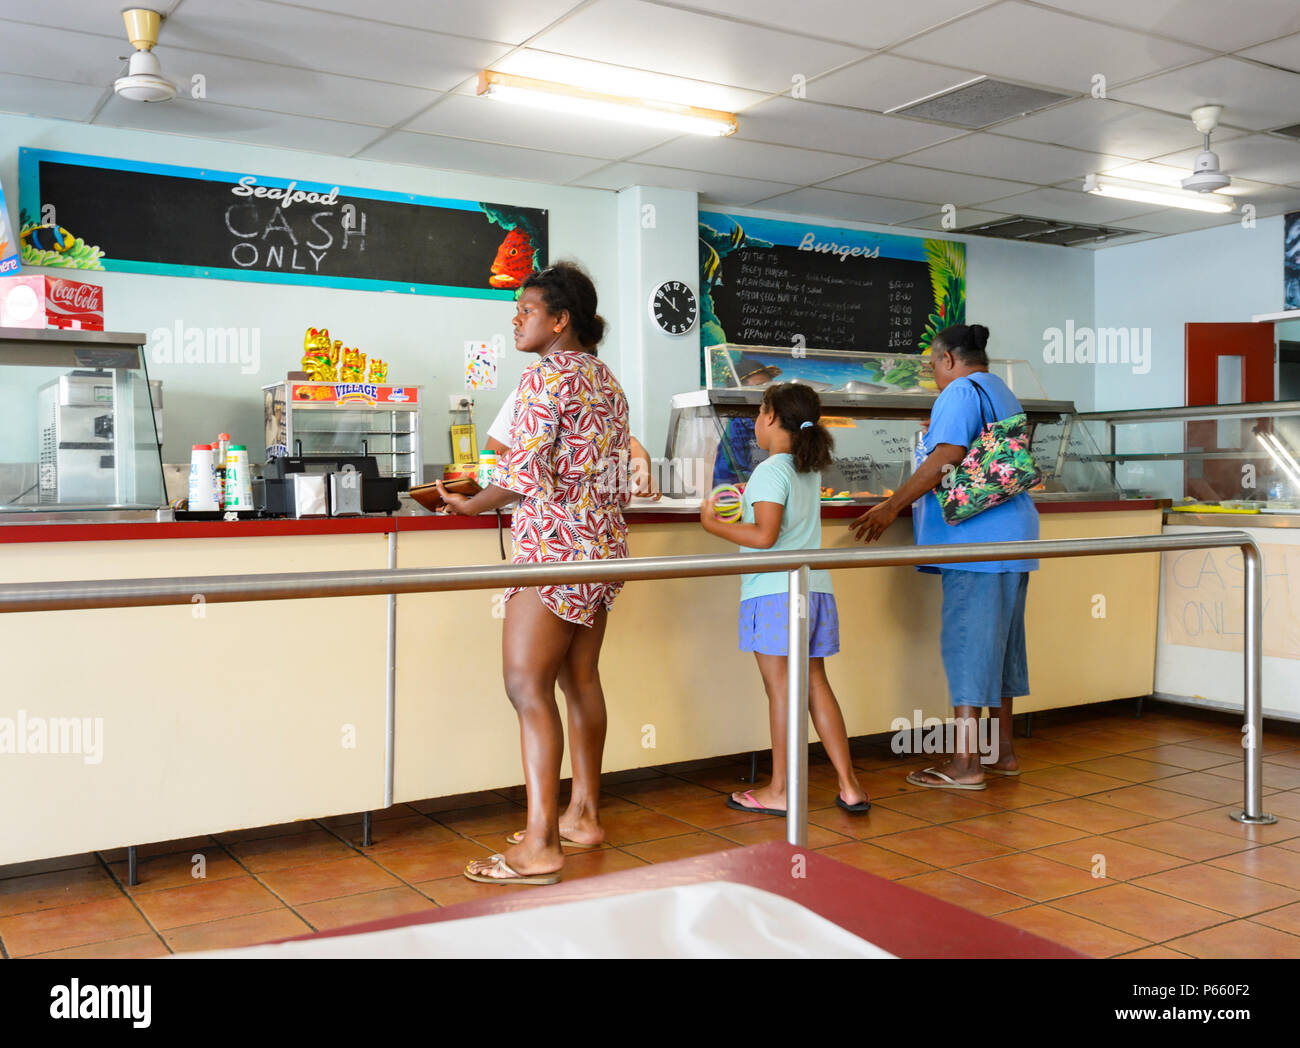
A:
[3,700,1300,958]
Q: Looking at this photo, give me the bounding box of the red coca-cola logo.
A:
[49,281,102,311]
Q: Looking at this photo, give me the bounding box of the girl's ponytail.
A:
[761,382,833,473]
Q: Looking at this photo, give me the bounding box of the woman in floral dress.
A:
[438,262,630,885]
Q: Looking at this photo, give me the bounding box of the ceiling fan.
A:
[1180,105,1232,193]
[114,8,177,103]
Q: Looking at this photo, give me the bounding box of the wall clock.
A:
[648,280,698,335]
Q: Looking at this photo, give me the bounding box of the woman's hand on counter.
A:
[851,500,899,543]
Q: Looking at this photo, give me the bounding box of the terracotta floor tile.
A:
[959,853,1111,902]
[1265,750,1300,770]
[1134,864,1300,917]
[317,803,422,829]
[1184,734,1294,757]
[1109,821,1257,862]
[408,790,511,814]
[214,821,319,845]
[603,779,724,806]
[1091,785,1219,819]
[555,849,649,881]
[1261,792,1300,821]
[645,794,770,830]
[1018,766,1130,797]
[0,866,122,917]
[0,853,99,882]
[1115,945,1191,958]
[1020,798,1150,834]
[30,932,170,959]
[598,809,697,846]
[1032,836,1186,879]
[974,781,1072,810]
[1174,807,1300,847]
[1053,883,1227,940]
[1157,771,1276,805]
[873,789,1002,824]
[226,829,355,873]
[258,856,402,906]
[0,897,150,956]
[134,875,283,930]
[816,841,936,880]
[714,820,849,849]
[666,764,757,792]
[1067,730,1160,754]
[1070,756,1187,782]
[1208,844,1300,890]
[1013,740,1111,765]
[1250,900,1300,936]
[1206,761,1300,791]
[807,804,929,839]
[416,874,523,907]
[374,840,492,884]
[995,905,1146,957]
[99,835,218,863]
[295,886,437,932]
[872,825,1015,866]
[109,848,245,894]
[949,811,1087,850]
[431,802,527,837]
[894,871,1031,916]
[1166,920,1300,959]
[351,816,459,853]
[164,909,312,953]
[1127,745,1237,771]
[621,832,739,864]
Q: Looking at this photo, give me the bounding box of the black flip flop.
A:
[726,790,786,817]
[836,795,872,815]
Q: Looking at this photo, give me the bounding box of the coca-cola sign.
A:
[49,280,103,311]
[0,276,104,330]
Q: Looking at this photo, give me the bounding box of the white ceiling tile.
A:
[904,132,1125,183]
[631,137,865,183]
[0,0,183,37]
[358,131,610,183]
[1111,57,1300,132]
[92,95,387,154]
[1151,134,1300,187]
[893,1,1210,94]
[738,97,965,157]
[254,0,584,44]
[0,73,104,121]
[978,186,1161,224]
[1111,209,1243,234]
[1240,32,1300,76]
[570,162,796,205]
[527,0,867,94]
[0,20,124,87]
[477,49,768,113]
[818,162,1033,205]
[108,46,443,126]
[996,98,1245,160]
[160,0,511,92]
[745,187,937,224]
[808,54,982,113]
[406,94,677,158]
[658,0,995,50]
[905,207,1012,230]
[1033,0,1300,51]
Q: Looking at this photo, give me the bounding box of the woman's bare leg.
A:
[556,605,609,846]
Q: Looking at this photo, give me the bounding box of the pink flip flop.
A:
[725,790,787,816]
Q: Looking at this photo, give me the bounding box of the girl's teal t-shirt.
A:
[738,453,834,601]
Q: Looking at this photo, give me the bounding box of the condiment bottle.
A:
[216,432,231,506]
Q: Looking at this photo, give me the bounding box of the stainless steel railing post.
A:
[786,566,810,848]
[1233,540,1276,825]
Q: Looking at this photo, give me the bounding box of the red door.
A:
[1184,322,1275,500]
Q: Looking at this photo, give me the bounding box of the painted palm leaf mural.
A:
[919,237,966,353]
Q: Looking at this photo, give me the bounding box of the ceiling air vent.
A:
[887,76,1071,128]
[956,215,1141,247]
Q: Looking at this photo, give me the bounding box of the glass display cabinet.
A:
[1076,401,1300,510]
[263,381,422,487]
[665,344,1120,501]
[0,327,164,512]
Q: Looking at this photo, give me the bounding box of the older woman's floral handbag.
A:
[937,382,1041,524]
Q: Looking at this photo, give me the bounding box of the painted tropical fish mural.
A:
[480,203,546,290]
[17,211,104,270]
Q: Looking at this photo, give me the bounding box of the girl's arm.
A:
[700,497,783,548]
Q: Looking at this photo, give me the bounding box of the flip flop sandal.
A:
[725,790,787,817]
[836,794,872,814]
[905,767,987,791]
[463,853,561,886]
[505,830,600,850]
[983,767,1021,777]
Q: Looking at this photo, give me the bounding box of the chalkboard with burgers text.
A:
[18,148,547,299]
[699,211,965,378]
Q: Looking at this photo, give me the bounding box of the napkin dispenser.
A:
[290,473,329,518]
[328,470,363,517]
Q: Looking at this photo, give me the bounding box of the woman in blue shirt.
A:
[851,324,1037,790]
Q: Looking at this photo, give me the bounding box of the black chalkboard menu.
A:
[699,211,965,356]
[18,148,547,299]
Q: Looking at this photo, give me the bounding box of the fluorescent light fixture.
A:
[1103,162,1244,196]
[477,70,737,137]
[1083,173,1235,213]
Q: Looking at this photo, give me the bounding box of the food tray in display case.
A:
[667,345,1119,502]
[264,380,422,487]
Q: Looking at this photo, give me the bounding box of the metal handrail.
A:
[0,531,1275,844]
[1076,400,1300,424]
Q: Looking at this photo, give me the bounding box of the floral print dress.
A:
[492,349,631,626]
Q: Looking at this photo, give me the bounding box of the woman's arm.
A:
[629,436,658,497]
[700,498,783,547]
[850,443,967,543]
[436,481,517,516]
[485,435,509,455]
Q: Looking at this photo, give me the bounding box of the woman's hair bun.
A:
[970,324,990,354]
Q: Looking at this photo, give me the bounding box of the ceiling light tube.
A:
[477,70,737,137]
[1083,173,1235,214]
